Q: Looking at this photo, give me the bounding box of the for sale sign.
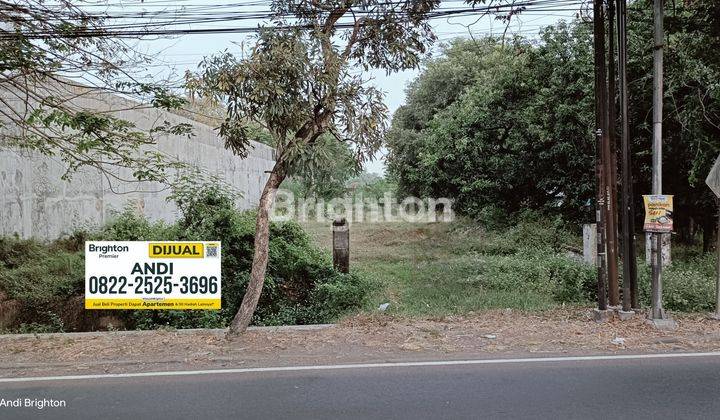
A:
[643,195,674,233]
[85,241,221,310]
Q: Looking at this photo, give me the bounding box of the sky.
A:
[118,0,580,174]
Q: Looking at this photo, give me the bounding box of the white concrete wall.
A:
[0,82,275,239]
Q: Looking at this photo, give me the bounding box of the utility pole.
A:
[605,0,620,307]
[593,0,609,315]
[650,0,667,321]
[617,0,637,313]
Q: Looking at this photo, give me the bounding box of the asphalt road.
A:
[2,354,720,419]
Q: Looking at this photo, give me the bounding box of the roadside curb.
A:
[0,323,335,341]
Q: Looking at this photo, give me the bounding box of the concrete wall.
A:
[0,82,275,239]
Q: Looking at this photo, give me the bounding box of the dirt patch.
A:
[2,308,720,378]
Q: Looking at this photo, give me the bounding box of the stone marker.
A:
[332,218,350,274]
[583,223,597,265]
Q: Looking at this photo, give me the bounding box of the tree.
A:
[387,2,720,236]
[388,25,595,223]
[189,0,455,334]
[282,133,360,201]
[627,0,720,249]
[0,0,190,183]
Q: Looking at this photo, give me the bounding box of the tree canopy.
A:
[188,0,468,333]
[0,0,190,182]
[387,1,720,242]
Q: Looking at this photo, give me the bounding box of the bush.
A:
[636,253,717,313]
[448,216,595,306]
[115,186,370,329]
[0,186,369,332]
[472,252,595,304]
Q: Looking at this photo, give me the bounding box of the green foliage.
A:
[0,237,83,328]
[636,252,718,313]
[626,0,720,247]
[347,173,397,201]
[16,312,65,334]
[281,134,361,200]
[1,2,193,183]
[451,218,595,304]
[186,0,449,189]
[93,210,178,242]
[0,186,369,332]
[387,28,594,223]
[0,237,84,303]
[388,5,720,235]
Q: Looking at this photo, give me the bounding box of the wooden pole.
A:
[594,0,608,311]
[333,218,350,274]
[617,0,636,312]
[606,0,620,307]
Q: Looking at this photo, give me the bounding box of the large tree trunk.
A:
[228,164,286,336]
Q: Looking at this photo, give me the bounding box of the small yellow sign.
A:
[148,242,204,258]
[643,195,674,233]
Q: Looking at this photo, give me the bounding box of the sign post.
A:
[643,194,673,324]
[706,154,720,319]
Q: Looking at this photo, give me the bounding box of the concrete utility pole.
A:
[617,0,637,313]
[650,0,669,322]
[332,218,350,274]
[605,0,620,307]
[652,0,663,198]
[593,0,609,316]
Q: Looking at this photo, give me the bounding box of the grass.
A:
[302,221,587,317]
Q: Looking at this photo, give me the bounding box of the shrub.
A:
[472,251,595,304]
[636,253,717,313]
[93,209,178,241]
[0,236,83,329]
[0,186,369,332]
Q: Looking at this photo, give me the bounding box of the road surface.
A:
[1,353,720,419]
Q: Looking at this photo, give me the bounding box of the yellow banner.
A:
[148,242,204,258]
[85,298,221,310]
[643,195,674,233]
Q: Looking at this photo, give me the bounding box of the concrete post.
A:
[332,218,350,274]
[583,224,597,265]
[650,233,664,319]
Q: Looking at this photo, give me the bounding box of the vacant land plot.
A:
[302,221,592,317]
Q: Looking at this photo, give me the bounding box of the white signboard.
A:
[85,241,221,310]
[707,153,720,198]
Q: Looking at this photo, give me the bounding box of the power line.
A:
[0,0,584,40]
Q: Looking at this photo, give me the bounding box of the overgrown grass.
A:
[636,251,718,313]
[302,219,595,316]
[304,219,720,316]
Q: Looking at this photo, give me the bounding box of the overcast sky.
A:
[125,1,579,174]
